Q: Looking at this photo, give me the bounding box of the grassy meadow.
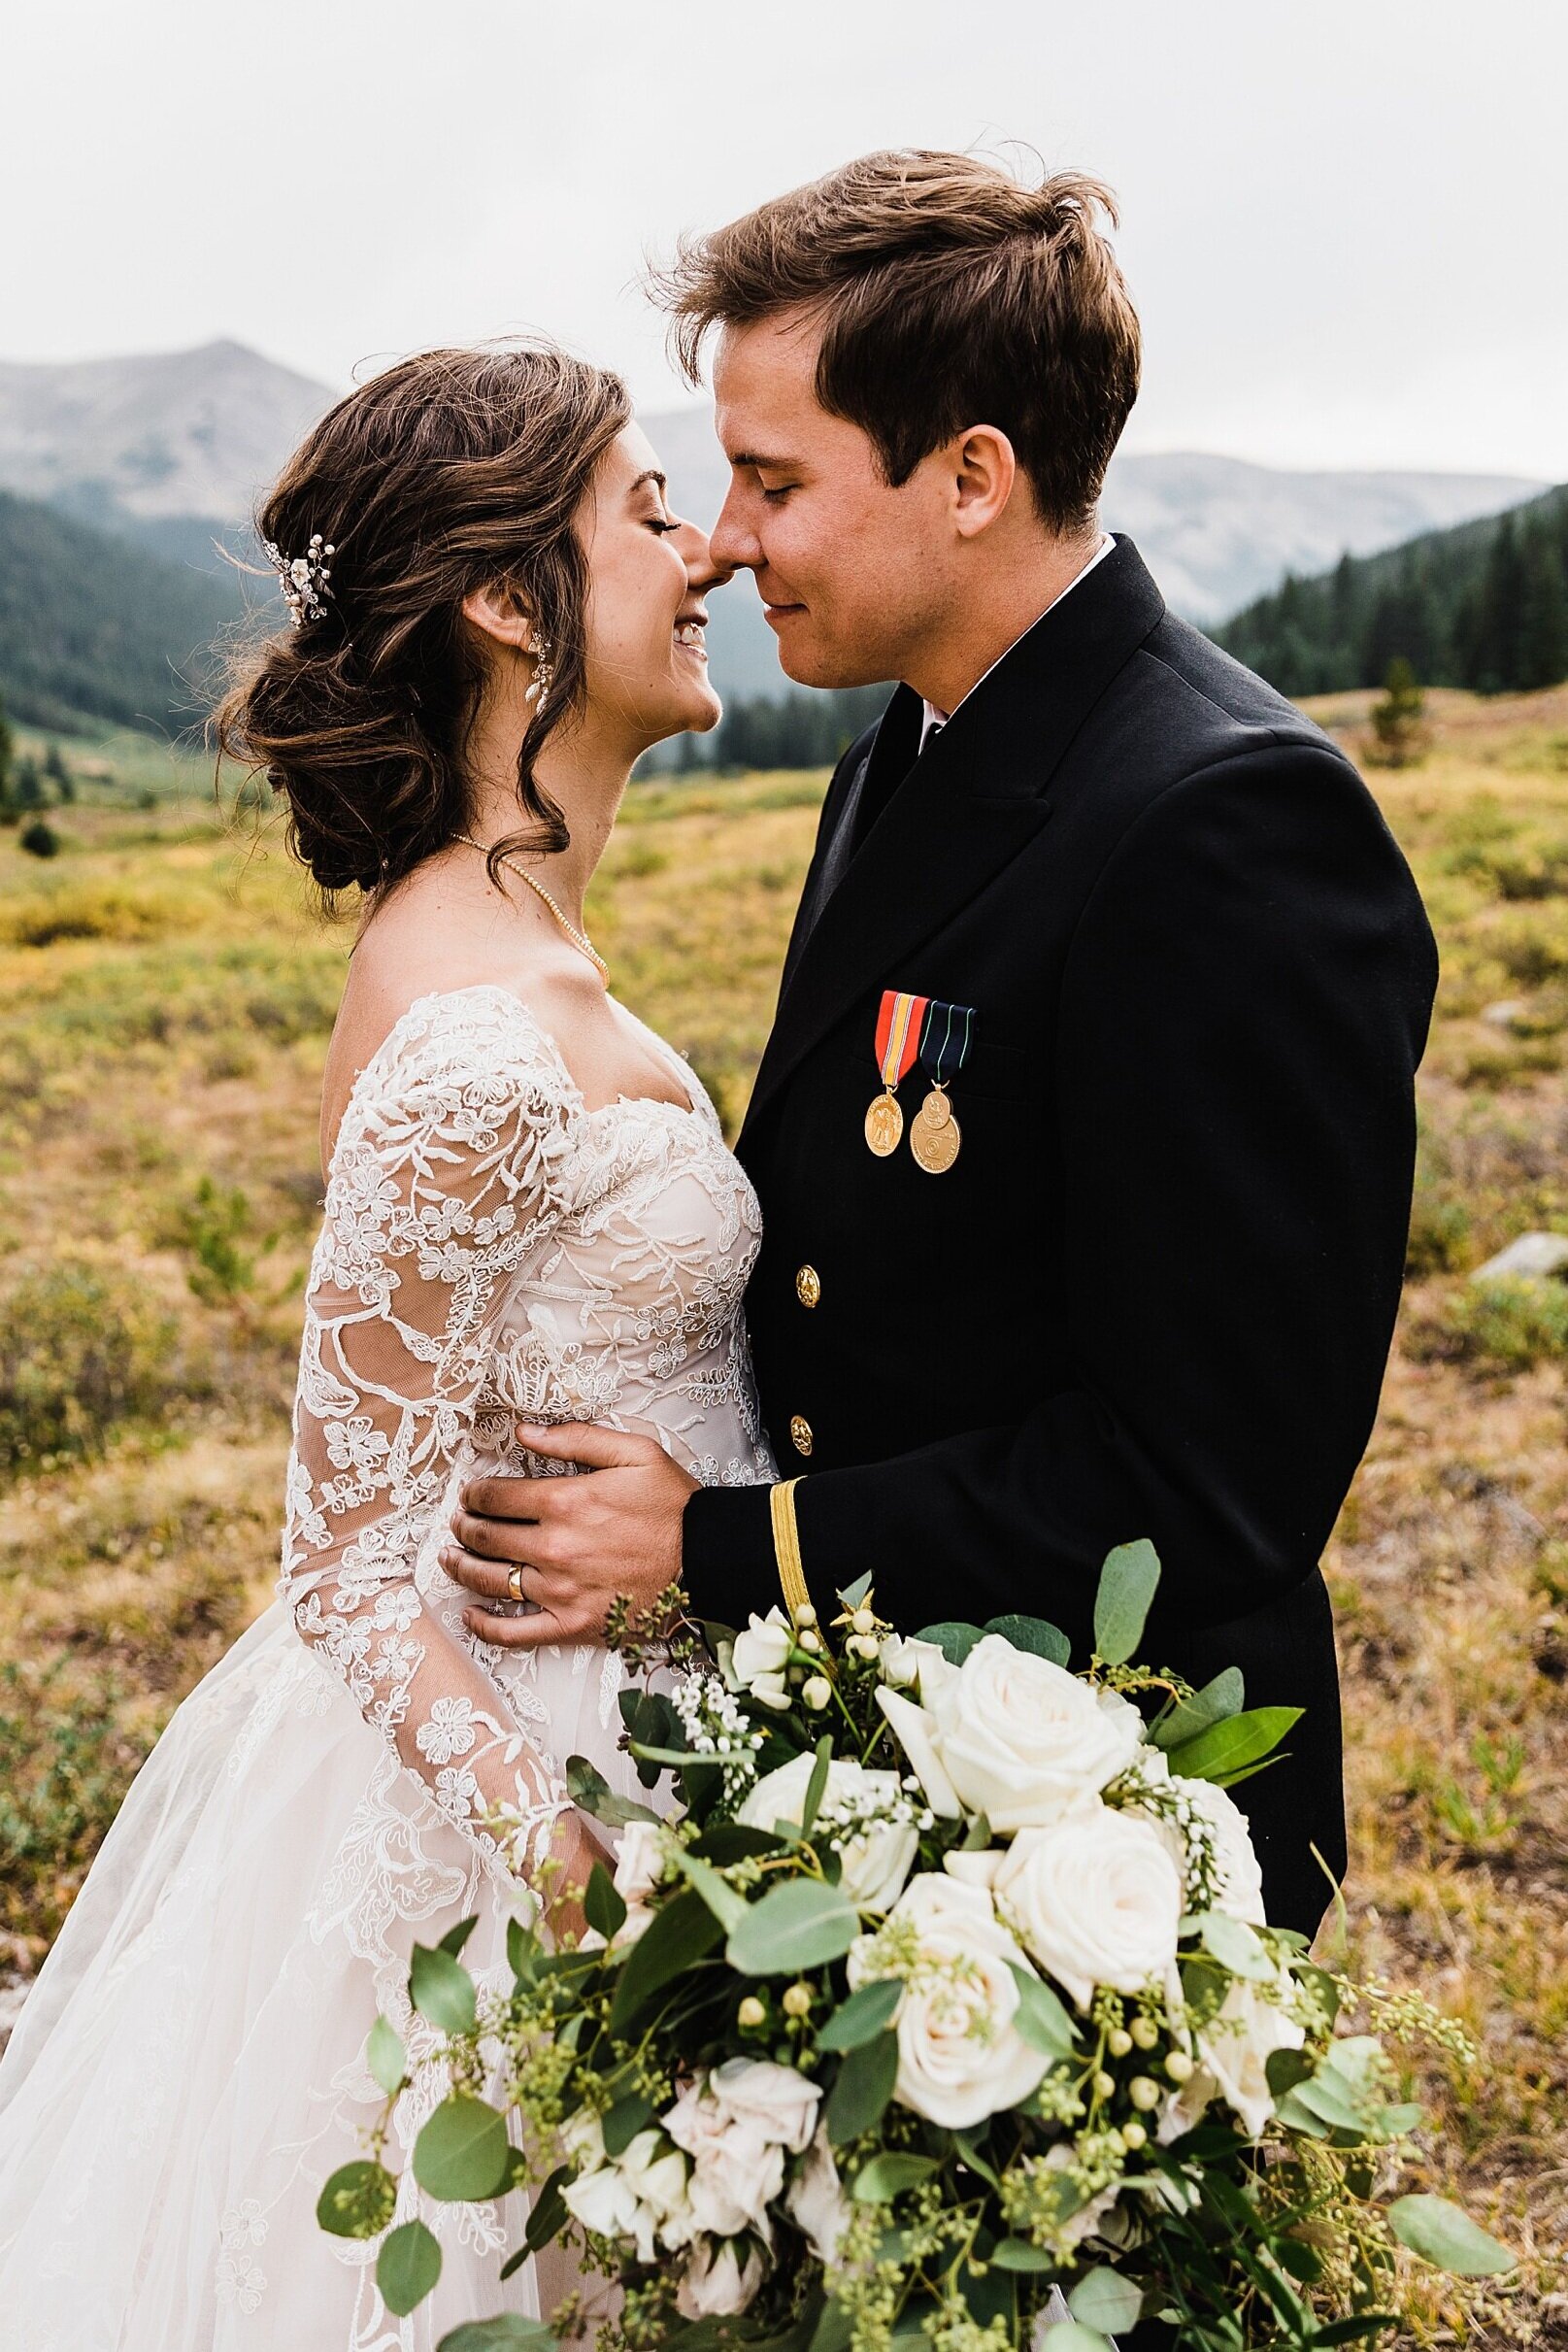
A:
[1,695,1565,2341]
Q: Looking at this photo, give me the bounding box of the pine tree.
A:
[1367,657,1429,767]
[13,755,45,811]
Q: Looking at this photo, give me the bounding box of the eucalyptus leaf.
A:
[522,2164,570,2254]
[913,1621,984,1665]
[366,2015,407,2098]
[1092,1538,1161,1664]
[379,2219,443,2317]
[851,2151,940,2203]
[1068,2268,1143,2335]
[725,1877,859,1976]
[987,2237,1055,2271]
[667,1844,748,1933]
[1387,2194,1516,2276]
[1005,1960,1079,2058]
[436,2320,561,2351]
[410,1942,478,2035]
[564,1752,662,1826]
[816,1974,905,2051]
[1197,1910,1275,1983]
[608,1887,724,2033]
[825,2028,898,2145]
[413,2095,512,2202]
[808,2297,855,2352]
[316,2159,397,2239]
[1035,2325,1113,2352]
[583,1860,627,1941]
[801,1735,834,1838]
[1165,1706,1301,1784]
[602,2094,656,2157]
[984,1613,1071,1666]
[1151,1667,1245,1751]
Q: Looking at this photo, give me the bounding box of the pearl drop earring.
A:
[524,635,555,715]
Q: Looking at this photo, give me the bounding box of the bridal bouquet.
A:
[318,1547,1511,2350]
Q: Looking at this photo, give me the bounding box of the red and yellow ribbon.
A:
[874,990,928,1090]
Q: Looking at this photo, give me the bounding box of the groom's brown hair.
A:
[653,149,1140,536]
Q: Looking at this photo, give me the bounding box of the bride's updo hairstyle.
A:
[216,343,631,898]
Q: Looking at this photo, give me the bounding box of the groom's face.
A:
[710,311,955,690]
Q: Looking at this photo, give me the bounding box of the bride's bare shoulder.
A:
[317,864,529,1169]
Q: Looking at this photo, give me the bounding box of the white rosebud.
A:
[730,1607,793,1695]
[676,2234,766,2319]
[802,1675,832,1711]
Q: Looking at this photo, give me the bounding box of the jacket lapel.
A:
[741,536,1167,1142]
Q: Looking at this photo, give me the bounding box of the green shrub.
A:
[1418,1274,1568,1371]
[0,884,185,948]
[17,819,59,858]
[1405,1183,1473,1276]
[0,1258,184,1470]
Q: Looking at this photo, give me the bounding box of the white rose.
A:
[706,2056,822,2155]
[687,2126,785,2239]
[560,2159,645,2248]
[617,2128,691,2225]
[613,1819,668,1908]
[929,1636,1146,1833]
[730,1609,795,1705]
[676,2234,767,2319]
[785,2128,852,2264]
[992,1806,1184,2009]
[738,1754,917,1912]
[848,1872,1050,2129]
[1198,1969,1304,2138]
[874,1684,962,1819]
[1176,1777,1268,1924]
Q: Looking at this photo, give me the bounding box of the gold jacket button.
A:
[788,1414,814,1458]
[795,1263,821,1309]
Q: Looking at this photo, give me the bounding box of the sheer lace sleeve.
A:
[280,989,577,1887]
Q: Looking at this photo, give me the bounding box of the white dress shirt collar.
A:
[917,530,1116,755]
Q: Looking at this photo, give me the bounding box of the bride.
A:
[0,341,775,2346]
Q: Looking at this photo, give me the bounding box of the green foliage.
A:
[0,1661,152,1942]
[378,2218,443,2314]
[1092,1539,1160,1663]
[413,2094,512,2201]
[18,817,59,857]
[1386,2193,1516,2276]
[652,683,891,777]
[316,2159,397,2238]
[160,1174,269,1304]
[1218,482,1568,695]
[1418,1272,1568,1369]
[0,1256,184,1470]
[0,486,244,732]
[1365,658,1430,769]
[14,756,44,810]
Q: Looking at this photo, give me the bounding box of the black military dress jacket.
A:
[682,536,1438,1936]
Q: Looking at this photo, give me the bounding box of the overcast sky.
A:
[7,0,1565,480]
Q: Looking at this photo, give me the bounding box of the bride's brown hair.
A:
[215,342,631,900]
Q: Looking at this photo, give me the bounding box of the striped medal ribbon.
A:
[865,989,928,1157]
[910,998,975,1173]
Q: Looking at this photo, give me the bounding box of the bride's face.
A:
[577,422,726,748]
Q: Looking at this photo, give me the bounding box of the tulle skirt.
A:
[0,1596,659,2350]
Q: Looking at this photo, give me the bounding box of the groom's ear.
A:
[950,425,1018,541]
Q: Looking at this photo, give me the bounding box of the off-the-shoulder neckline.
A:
[329,982,709,1166]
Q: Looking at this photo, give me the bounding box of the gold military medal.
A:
[866,991,927,1157]
[909,1001,974,1175]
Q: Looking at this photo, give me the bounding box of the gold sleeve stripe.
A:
[769,1477,812,1620]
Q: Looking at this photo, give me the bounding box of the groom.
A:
[442,151,1438,1940]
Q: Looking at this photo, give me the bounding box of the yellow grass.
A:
[0,700,1565,2341]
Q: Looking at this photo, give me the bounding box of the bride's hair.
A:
[215,342,631,899]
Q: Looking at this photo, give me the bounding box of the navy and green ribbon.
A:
[917,999,975,1086]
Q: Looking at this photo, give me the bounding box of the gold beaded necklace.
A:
[452,833,609,984]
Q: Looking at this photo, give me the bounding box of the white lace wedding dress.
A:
[0,983,775,2349]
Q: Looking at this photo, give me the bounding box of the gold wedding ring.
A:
[507,1564,526,1603]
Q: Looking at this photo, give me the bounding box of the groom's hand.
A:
[441,1422,697,1646]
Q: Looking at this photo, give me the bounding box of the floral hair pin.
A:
[262,530,335,627]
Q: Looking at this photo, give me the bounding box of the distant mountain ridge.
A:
[0,339,335,528]
[0,339,1550,725]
